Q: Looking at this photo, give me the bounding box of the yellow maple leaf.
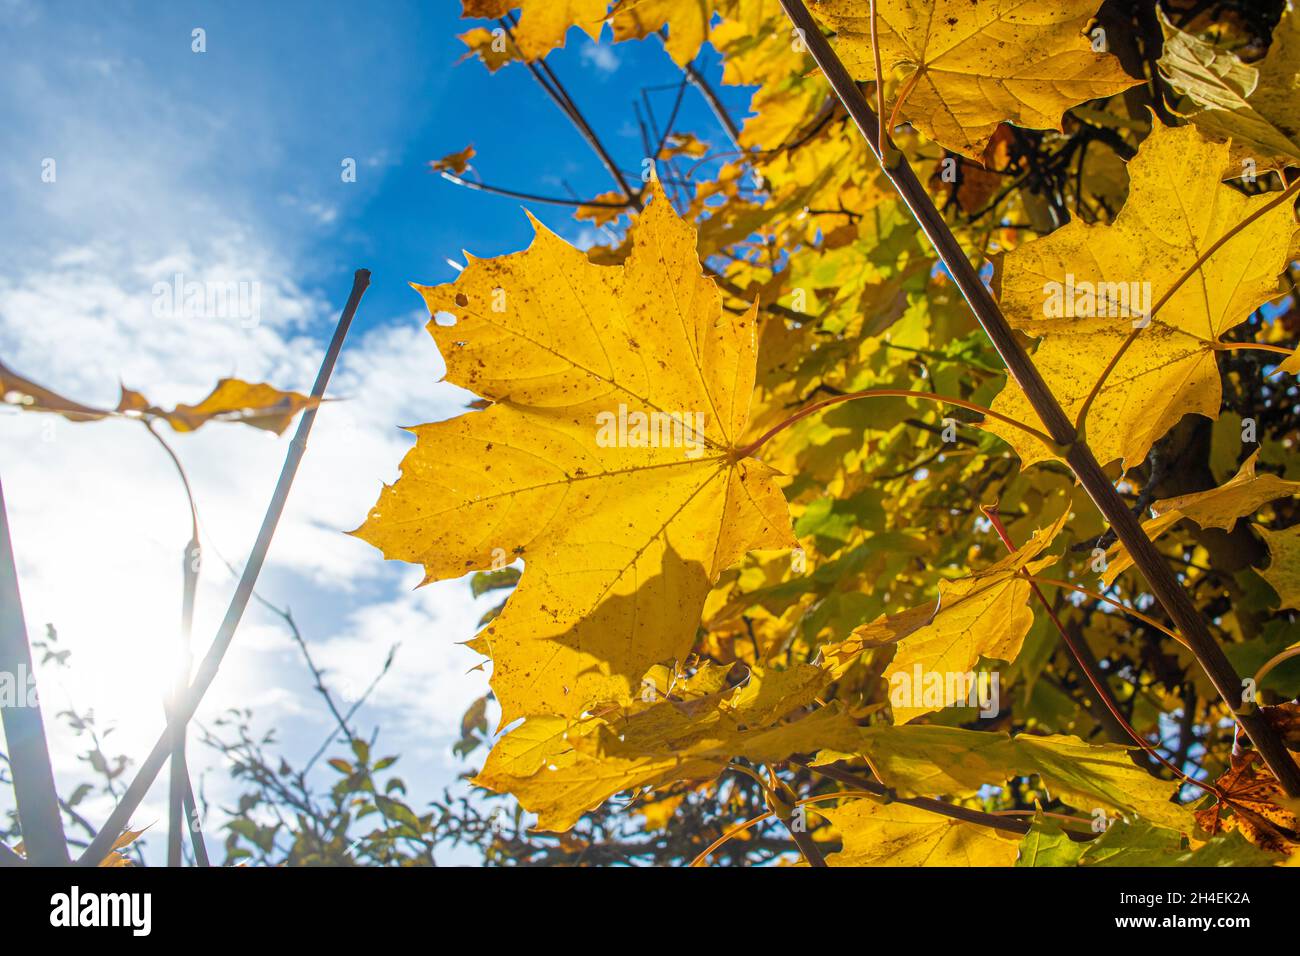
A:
[2,361,317,436]
[809,0,1140,159]
[1153,450,1300,531]
[822,511,1066,722]
[457,26,522,72]
[1159,8,1300,171]
[461,0,607,61]
[354,182,795,723]
[987,123,1299,471]
[1103,450,1300,585]
[430,144,476,175]
[1259,525,1300,612]
[611,0,710,67]
[574,188,632,228]
[818,799,1021,866]
[145,379,319,435]
[475,664,858,830]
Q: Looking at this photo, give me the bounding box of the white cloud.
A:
[0,237,491,847]
[0,14,492,862]
[580,40,620,76]
[279,193,340,226]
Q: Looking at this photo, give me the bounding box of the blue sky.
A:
[0,0,754,863]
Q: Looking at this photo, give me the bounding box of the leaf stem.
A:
[1255,644,1300,688]
[689,810,774,866]
[1024,576,1186,648]
[140,420,210,865]
[727,762,770,790]
[1210,341,1294,356]
[887,68,921,142]
[868,0,889,162]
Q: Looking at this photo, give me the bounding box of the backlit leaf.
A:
[987,124,1298,470]
[810,0,1140,159]
[819,799,1021,866]
[1259,525,1300,611]
[1103,450,1300,584]
[822,510,1066,722]
[355,182,795,724]
[1159,8,1300,171]
[461,0,607,61]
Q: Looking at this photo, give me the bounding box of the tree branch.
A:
[682,59,742,149]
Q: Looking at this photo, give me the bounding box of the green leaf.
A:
[820,725,1193,831]
[1016,821,1087,867]
[470,567,522,598]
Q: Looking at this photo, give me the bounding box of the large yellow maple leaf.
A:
[354,183,795,724]
[987,123,1299,471]
[809,0,1140,159]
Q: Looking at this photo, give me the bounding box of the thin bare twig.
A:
[76,269,371,865]
[437,171,634,209]
[682,60,742,148]
[141,420,207,866]
[0,478,70,865]
[502,16,637,204]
